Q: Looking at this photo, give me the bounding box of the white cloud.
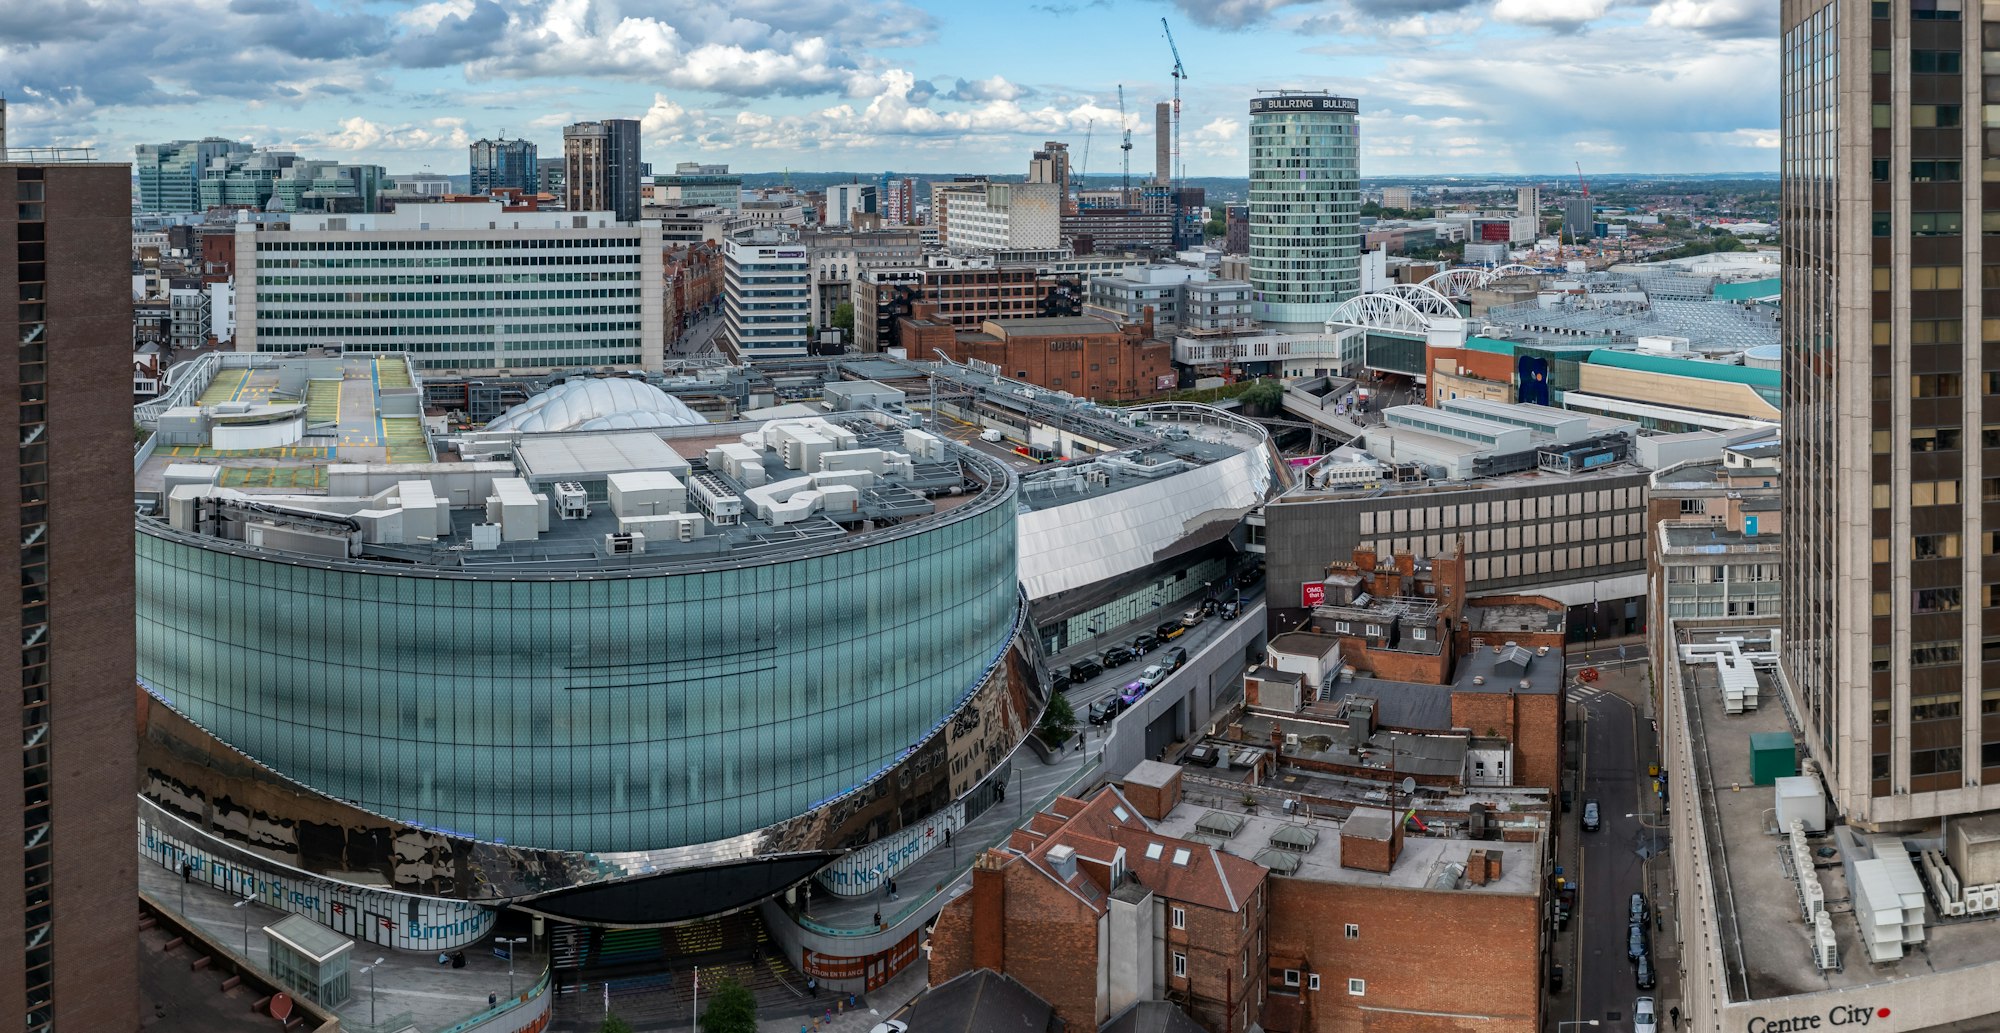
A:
[1648,0,1776,38]
[1492,0,1610,32]
[301,116,473,152]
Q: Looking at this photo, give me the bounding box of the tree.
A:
[1204,217,1226,239]
[1239,379,1284,413]
[1037,693,1077,747]
[831,302,855,332]
[699,977,758,1033]
[601,1016,635,1033]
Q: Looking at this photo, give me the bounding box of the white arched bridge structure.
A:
[1419,263,1549,300]
[1325,288,1455,336]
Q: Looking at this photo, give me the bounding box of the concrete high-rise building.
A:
[1381,186,1413,210]
[881,176,916,225]
[722,228,812,358]
[1562,197,1593,240]
[468,136,538,195]
[234,201,664,371]
[1247,92,1360,325]
[135,138,250,213]
[1516,186,1540,217]
[1028,141,1072,214]
[1,147,139,1033]
[1154,102,1172,186]
[562,119,642,222]
[933,181,1060,251]
[824,183,877,228]
[1780,0,2000,823]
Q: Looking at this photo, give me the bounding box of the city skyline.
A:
[2,0,1776,178]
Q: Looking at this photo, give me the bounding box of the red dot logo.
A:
[1878,1009,1891,1019]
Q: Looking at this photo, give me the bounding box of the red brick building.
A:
[929,777,1267,1033]
[932,763,1548,1033]
[933,314,1175,402]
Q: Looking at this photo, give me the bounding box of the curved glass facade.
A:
[136,495,1018,856]
[1248,94,1361,325]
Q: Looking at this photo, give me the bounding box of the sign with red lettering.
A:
[1301,582,1326,608]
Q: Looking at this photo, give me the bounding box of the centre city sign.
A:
[1746,1006,1891,1033]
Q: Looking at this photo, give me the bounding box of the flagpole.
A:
[691,965,699,1032]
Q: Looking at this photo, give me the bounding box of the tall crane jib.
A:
[1161,18,1190,245]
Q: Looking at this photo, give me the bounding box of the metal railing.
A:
[786,752,1105,937]
[430,968,552,1033]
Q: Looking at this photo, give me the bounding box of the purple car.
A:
[1120,681,1149,706]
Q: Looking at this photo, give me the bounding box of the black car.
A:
[1582,799,1601,832]
[1101,645,1136,668]
[1635,952,1656,990]
[1068,658,1103,681]
[1630,892,1649,926]
[1087,697,1123,726]
[1164,646,1189,671]
[1050,670,1074,694]
[1235,565,1264,588]
[1220,599,1241,620]
[1547,964,1565,993]
[1627,922,1648,963]
[1131,632,1158,654]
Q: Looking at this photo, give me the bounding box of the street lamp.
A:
[360,958,386,1025]
[497,936,528,999]
[232,896,254,956]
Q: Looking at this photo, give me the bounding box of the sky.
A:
[0,0,1778,179]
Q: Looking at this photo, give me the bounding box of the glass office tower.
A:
[1248,92,1360,326]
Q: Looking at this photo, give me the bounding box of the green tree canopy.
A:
[601,1015,635,1033]
[1038,693,1077,746]
[699,977,758,1033]
[832,302,855,332]
[1239,379,1284,411]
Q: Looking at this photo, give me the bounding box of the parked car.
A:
[1179,607,1205,628]
[1634,997,1657,1033]
[1630,892,1649,927]
[1120,680,1149,705]
[1582,799,1601,832]
[1068,658,1103,682]
[1131,632,1158,654]
[1635,952,1656,990]
[1157,621,1187,641]
[1138,664,1169,689]
[1220,598,1241,620]
[1200,597,1219,616]
[1627,922,1648,963]
[870,1021,909,1033]
[1050,670,1074,694]
[1101,645,1135,668]
[1546,964,1564,993]
[1165,646,1189,671]
[1088,697,1123,725]
[1235,564,1265,588]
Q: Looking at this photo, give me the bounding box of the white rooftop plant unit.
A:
[554,482,589,521]
[1789,821,1823,922]
[1850,854,1928,963]
[1812,911,1839,972]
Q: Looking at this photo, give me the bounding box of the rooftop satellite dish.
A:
[1400,777,1416,796]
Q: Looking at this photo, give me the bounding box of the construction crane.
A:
[1575,161,1589,199]
[1117,85,1133,203]
[1078,119,1094,204]
[1162,18,1186,236]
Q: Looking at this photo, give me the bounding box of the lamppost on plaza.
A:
[232,895,254,956]
[496,936,528,999]
[361,958,386,1025]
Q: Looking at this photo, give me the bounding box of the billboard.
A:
[1301,582,1326,608]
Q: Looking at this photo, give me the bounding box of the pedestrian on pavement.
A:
[1670,1006,1680,1029]
[807,976,818,997]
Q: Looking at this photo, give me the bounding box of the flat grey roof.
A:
[264,914,352,964]
[513,431,689,482]
[1678,624,2000,1000]
[993,316,1117,334]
